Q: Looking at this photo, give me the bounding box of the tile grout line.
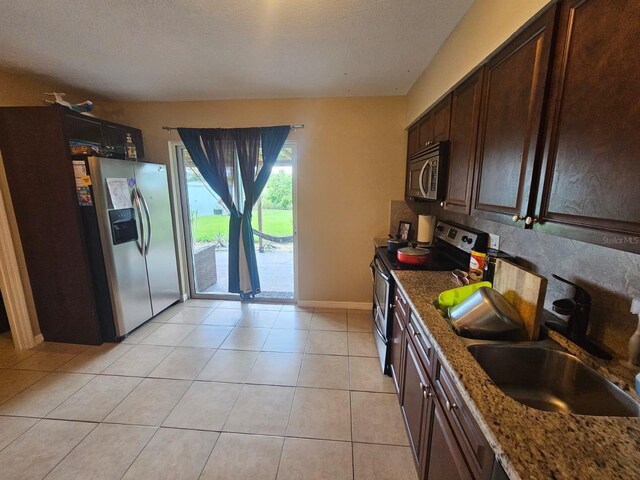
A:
[116,425,163,480]
[350,378,356,480]
[0,415,42,454]
[194,430,222,480]
[37,417,100,479]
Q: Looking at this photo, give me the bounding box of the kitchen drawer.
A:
[433,357,493,477]
[394,289,410,323]
[407,313,434,375]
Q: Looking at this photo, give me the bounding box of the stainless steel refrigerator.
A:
[87,157,180,338]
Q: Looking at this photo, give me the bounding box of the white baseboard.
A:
[33,334,44,346]
[297,300,372,310]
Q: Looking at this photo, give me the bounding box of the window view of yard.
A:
[181,145,295,298]
[191,208,293,243]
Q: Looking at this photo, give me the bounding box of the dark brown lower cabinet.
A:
[401,336,432,471]
[395,294,502,479]
[426,399,474,480]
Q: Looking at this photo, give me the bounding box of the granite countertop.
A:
[391,270,640,480]
[373,237,388,248]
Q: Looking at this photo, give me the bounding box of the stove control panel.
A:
[435,221,482,254]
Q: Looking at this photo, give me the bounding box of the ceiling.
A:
[0,0,473,102]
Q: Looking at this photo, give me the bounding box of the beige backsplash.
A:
[389,200,640,360]
[388,201,419,239]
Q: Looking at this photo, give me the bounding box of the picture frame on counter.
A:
[398,221,411,241]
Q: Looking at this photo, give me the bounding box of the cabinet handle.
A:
[525,216,538,225]
[419,381,425,390]
[445,399,457,411]
[512,215,525,223]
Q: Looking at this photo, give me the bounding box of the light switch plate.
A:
[489,233,500,250]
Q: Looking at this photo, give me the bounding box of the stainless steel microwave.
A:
[406,141,449,200]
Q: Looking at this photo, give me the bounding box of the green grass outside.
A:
[191,209,293,243]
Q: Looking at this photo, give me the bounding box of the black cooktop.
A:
[376,246,461,272]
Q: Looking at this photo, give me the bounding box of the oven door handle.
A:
[373,258,390,282]
[373,311,388,345]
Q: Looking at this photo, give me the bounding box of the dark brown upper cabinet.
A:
[444,68,484,214]
[63,112,103,144]
[471,5,558,225]
[408,124,421,158]
[62,107,145,159]
[408,95,452,159]
[533,0,640,252]
[419,95,452,150]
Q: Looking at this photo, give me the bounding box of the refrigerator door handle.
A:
[131,187,145,257]
[137,187,152,255]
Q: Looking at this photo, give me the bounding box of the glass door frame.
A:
[173,142,298,302]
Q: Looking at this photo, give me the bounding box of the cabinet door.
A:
[432,94,452,143]
[390,307,405,395]
[534,0,640,251]
[445,69,484,213]
[401,337,431,470]
[63,112,103,144]
[102,123,127,148]
[425,399,474,480]
[407,124,421,158]
[418,115,435,151]
[472,6,557,224]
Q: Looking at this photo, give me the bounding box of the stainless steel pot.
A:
[448,287,528,340]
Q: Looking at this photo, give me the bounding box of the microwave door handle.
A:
[137,187,152,255]
[419,160,430,198]
[131,188,145,257]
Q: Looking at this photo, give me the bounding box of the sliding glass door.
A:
[176,143,296,300]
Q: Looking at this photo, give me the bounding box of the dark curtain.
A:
[178,125,290,298]
[232,128,261,296]
[177,128,243,292]
[233,126,290,297]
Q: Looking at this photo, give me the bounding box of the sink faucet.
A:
[551,274,591,342]
[547,275,612,360]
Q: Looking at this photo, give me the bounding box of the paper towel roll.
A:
[417,215,435,244]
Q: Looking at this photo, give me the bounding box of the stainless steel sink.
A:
[466,343,640,417]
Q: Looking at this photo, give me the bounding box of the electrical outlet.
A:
[489,233,500,250]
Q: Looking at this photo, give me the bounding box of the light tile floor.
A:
[0,301,417,480]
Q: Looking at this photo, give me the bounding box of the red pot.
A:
[397,246,432,265]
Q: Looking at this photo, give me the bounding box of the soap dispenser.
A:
[629,298,640,366]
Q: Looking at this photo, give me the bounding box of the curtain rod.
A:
[161,124,304,133]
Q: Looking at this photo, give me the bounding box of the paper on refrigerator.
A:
[106,178,132,209]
